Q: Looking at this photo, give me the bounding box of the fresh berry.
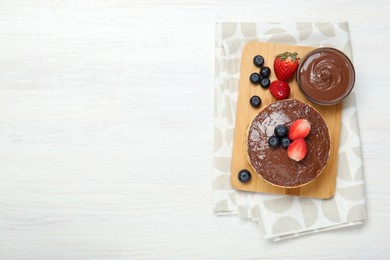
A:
[250,96,262,108]
[260,78,270,89]
[250,72,261,84]
[274,124,288,137]
[288,119,311,141]
[280,137,291,149]
[253,55,264,67]
[273,52,300,81]
[287,138,307,161]
[269,80,290,100]
[268,136,280,148]
[238,169,251,183]
[260,67,271,78]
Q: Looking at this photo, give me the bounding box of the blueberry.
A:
[250,95,262,108]
[280,137,291,149]
[260,78,270,89]
[250,72,261,84]
[260,67,271,78]
[238,169,251,183]
[274,124,288,137]
[268,136,280,148]
[253,55,264,67]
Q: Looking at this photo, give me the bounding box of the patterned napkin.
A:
[213,22,366,241]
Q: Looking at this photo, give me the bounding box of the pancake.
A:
[246,99,330,188]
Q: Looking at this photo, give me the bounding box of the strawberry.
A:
[269,80,290,100]
[287,138,307,161]
[288,119,311,140]
[274,52,300,81]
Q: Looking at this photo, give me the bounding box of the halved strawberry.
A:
[269,80,290,100]
[287,138,307,161]
[288,119,311,140]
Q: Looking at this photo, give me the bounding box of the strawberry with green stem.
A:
[274,52,300,81]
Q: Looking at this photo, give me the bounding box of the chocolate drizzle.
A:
[247,99,330,187]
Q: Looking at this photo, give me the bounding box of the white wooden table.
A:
[0,1,389,259]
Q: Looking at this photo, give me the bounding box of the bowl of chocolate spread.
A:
[297,47,355,105]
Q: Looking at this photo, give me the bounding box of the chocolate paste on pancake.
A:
[247,99,330,187]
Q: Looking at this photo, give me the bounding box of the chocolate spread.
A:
[247,99,330,187]
[297,48,355,105]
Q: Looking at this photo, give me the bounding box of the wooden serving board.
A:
[230,42,342,199]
